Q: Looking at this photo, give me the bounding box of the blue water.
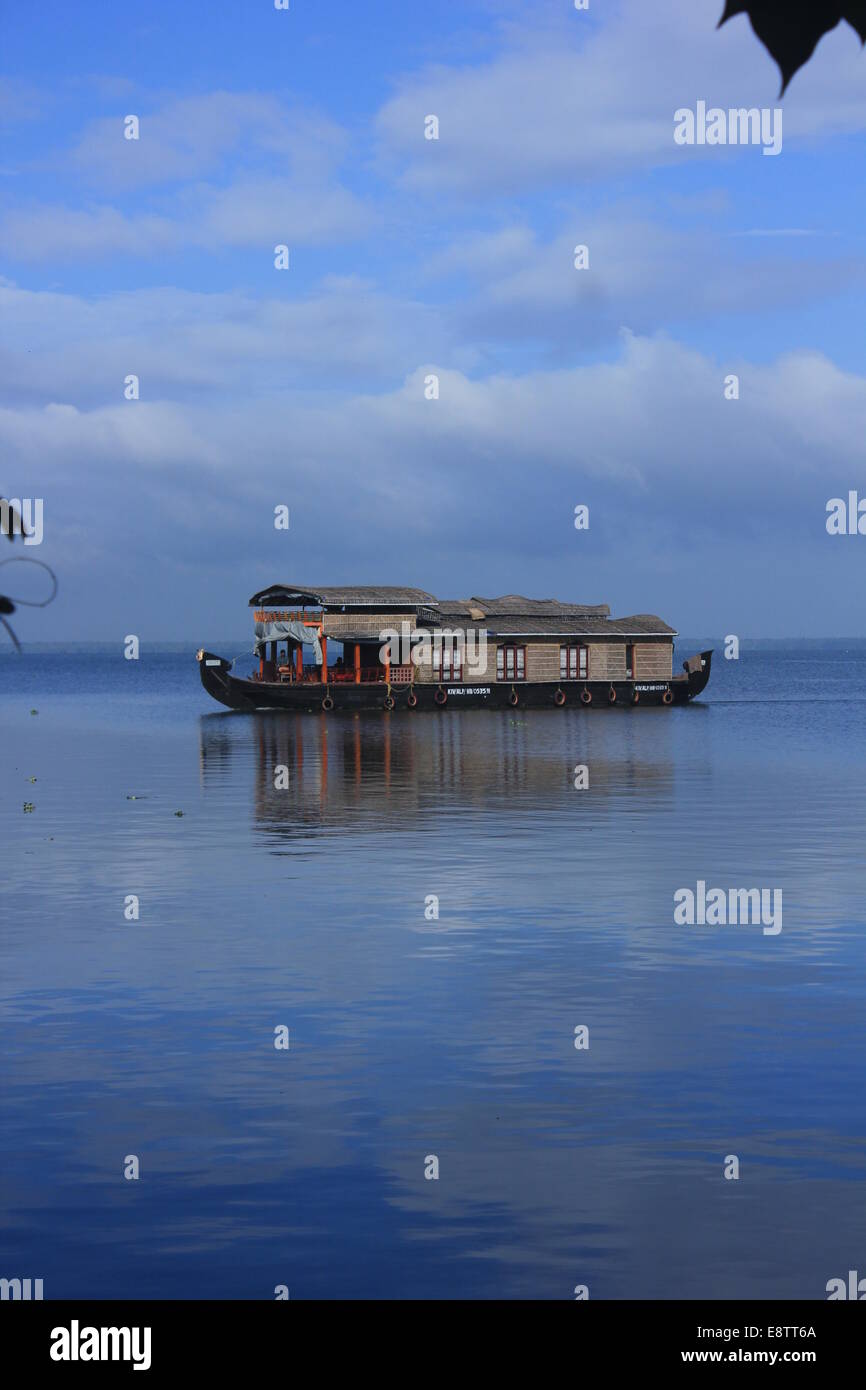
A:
[2,646,865,1299]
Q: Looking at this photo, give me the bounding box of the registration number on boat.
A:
[635,683,667,692]
[446,687,490,695]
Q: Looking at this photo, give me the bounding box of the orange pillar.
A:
[295,645,303,682]
[354,642,361,684]
[320,634,328,683]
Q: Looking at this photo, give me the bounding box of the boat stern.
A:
[683,649,712,699]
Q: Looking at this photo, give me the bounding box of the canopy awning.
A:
[254,619,322,664]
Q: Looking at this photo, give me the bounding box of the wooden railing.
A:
[254,609,322,624]
[328,667,384,683]
[254,664,418,686]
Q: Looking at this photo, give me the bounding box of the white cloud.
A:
[0,92,372,260]
[376,0,866,195]
[69,92,350,190]
[273,333,866,638]
[0,180,373,260]
[426,210,864,344]
[0,278,442,401]
[5,332,866,637]
[0,204,180,259]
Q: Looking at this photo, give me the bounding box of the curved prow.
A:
[682,648,712,699]
[197,649,236,708]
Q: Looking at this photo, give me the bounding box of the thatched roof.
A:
[439,595,610,618]
[487,614,676,637]
[250,584,439,608]
[250,585,672,634]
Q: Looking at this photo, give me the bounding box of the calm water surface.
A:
[2,647,865,1298]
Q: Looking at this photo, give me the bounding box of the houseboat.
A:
[197,584,712,712]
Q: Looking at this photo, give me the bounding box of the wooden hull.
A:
[197,650,713,712]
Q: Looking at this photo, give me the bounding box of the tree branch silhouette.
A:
[0,500,57,650]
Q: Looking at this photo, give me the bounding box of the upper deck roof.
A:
[252,585,611,613]
[250,584,439,609]
[249,585,671,633]
[438,595,610,618]
[484,614,677,637]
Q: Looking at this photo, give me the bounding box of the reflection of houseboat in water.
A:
[198,584,712,713]
[198,710,680,834]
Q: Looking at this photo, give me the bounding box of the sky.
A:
[3,0,866,640]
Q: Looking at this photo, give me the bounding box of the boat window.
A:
[497,645,526,681]
[436,640,463,681]
[560,645,588,680]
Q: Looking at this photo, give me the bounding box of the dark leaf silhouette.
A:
[719,2,866,92]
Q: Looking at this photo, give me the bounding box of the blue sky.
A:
[4,0,866,638]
